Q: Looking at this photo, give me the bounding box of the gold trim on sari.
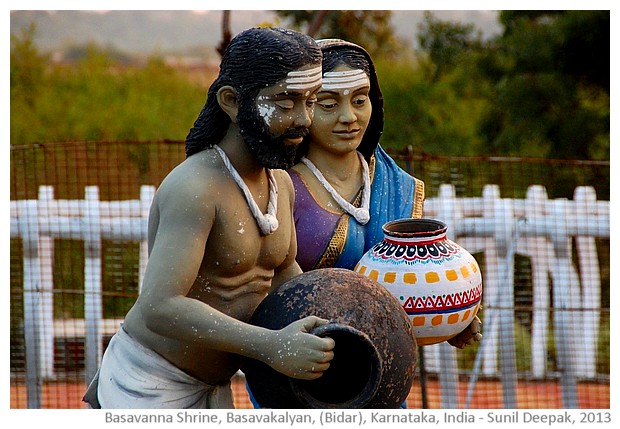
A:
[412,177,425,219]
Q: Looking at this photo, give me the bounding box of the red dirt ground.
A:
[10,377,609,409]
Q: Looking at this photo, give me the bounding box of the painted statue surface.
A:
[248,38,481,410]
[289,39,424,273]
[288,39,481,350]
[83,27,335,409]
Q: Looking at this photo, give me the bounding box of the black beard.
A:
[237,103,308,170]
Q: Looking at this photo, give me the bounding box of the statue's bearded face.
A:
[237,64,322,169]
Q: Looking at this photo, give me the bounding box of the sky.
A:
[9,10,503,56]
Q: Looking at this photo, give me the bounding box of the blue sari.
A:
[291,145,424,272]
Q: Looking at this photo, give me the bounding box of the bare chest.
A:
[186,207,290,319]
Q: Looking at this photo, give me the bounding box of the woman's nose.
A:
[338,104,357,124]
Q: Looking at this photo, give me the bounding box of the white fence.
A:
[422,184,609,408]
[10,184,610,408]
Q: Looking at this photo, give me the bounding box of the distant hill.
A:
[10,10,501,56]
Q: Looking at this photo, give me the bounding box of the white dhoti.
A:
[86,327,234,409]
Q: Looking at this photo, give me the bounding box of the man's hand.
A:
[448,316,482,349]
[263,316,335,380]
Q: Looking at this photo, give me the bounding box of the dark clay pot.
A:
[243,268,417,408]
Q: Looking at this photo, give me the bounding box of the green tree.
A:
[377,56,489,156]
[375,12,490,156]
[416,11,483,82]
[10,28,207,146]
[10,23,49,145]
[275,10,402,59]
[478,11,610,160]
[10,23,47,106]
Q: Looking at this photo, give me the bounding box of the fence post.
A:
[524,185,552,377]
[19,199,43,408]
[434,184,460,408]
[573,186,601,379]
[494,196,518,408]
[84,186,103,386]
[480,185,500,376]
[463,184,502,407]
[37,186,56,379]
[550,199,579,407]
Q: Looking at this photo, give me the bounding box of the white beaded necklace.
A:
[301,152,371,225]
[215,145,279,235]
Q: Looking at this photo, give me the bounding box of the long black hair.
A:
[185,27,322,157]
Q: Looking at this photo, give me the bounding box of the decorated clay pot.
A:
[243,268,417,409]
[355,218,482,346]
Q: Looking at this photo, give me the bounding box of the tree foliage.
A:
[11,12,610,162]
[416,11,483,82]
[377,55,489,156]
[10,26,207,146]
[396,10,610,160]
[275,10,402,59]
[477,11,609,159]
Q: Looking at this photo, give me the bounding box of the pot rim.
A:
[382,218,448,238]
[288,323,383,409]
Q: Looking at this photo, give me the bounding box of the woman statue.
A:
[289,39,481,350]
[289,38,425,272]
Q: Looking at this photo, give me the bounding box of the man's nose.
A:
[294,105,313,128]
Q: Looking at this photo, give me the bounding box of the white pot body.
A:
[355,218,482,346]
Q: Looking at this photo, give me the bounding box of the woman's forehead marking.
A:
[322,69,369,91]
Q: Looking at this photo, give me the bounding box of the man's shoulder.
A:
[157,152,224,200]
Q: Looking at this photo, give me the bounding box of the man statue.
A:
[83,27,335,409]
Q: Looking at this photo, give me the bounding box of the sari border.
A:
[314,214,350,269]
[412,177,425,219]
